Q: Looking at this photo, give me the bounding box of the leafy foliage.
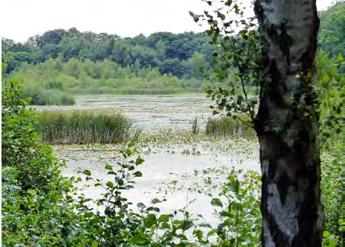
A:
[210,170,261,246]
[191,0,261,124]
[317,52,345,246]
[318,1,345,57]
[2,80,76,245]
[2,1,345,246]
[2,29,213,79]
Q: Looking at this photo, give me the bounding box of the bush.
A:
[2,80,76,245]
[24,87,75,105]
[37,110,132,144]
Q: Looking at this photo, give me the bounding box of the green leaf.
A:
[151,198,161,204]
[105,164,113,170]
[211,198,223,207]
[336,54,344,62]
[83,170,91,176]
[182,220,194,230]
[194,229,203,240]
[106,181,114,188]
[135,157,144,165]
[158,214,171,223]
[323,231,330,238]
[144,214,157,228]
[133,171,142,177]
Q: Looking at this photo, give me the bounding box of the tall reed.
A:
[37,111,132,144]
[205,117,254,137]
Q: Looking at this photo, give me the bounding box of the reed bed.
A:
[37,111,132,144]
[205,117,254,137]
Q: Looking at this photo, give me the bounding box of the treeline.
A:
[2,1,344,105]
[2,1,344,76]
[2,30,214,104]
[2,29,213,79]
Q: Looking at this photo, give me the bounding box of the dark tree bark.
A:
[253,0,323,246]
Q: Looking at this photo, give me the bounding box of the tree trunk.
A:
[253,0,323,246]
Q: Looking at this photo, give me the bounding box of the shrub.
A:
[210,170,261,246]
[24,88,75,105]
[2,80,76,245]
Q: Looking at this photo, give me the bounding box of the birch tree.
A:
[192,0,323,245]
[254,1,322,245]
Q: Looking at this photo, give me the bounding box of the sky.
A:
[0,0,335,43]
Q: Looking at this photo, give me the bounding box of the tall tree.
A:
[192,0,323,245]
[254,0,323,246]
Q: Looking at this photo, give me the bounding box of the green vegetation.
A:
[37,110,132,144]
[205,117,254,137]
[317,52,345,246]
[3,72,344,245]
[8,57,207,105]
[319,1,345,57]
[25,88,75,105]
[2,30,213,105]
[2,1,343,105]
[2,30,212,77]
[2,80,262,245]
[193,0,345,244]
[2,1,345,246]
[2,80,76,244]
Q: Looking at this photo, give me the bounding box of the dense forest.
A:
[2,31,213,104]
[2,31,213,77]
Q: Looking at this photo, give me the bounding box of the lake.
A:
[47,94,260,224]
[35,94,213,131]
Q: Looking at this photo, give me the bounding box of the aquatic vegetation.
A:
[37,110,132,144]
[205,117,254,138]
[191,117,200,135]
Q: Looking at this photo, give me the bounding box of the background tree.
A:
[318,1,345,57]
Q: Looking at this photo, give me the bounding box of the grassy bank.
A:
[37,111,132,144]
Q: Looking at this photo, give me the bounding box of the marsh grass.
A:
[37,111,132,144]
[205,117,254,137]
[191,117,200,135]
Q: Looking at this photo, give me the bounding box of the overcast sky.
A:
[0,0,335,42]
